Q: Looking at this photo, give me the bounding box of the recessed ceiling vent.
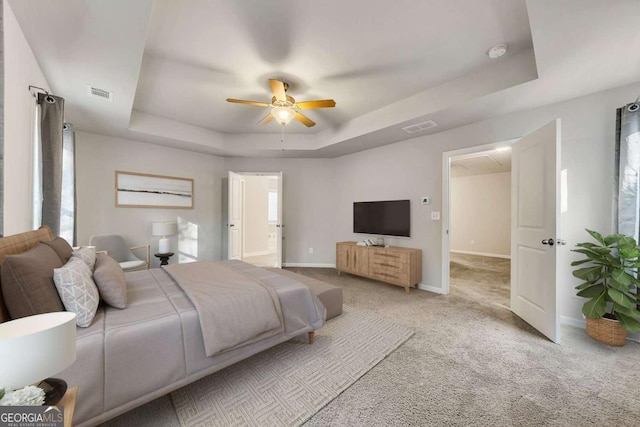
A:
[87,85,113,101]
[402,120,437,134]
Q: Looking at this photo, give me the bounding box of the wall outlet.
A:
[421,196,431,205]
[308,247,314,254]
[431,211,440,220]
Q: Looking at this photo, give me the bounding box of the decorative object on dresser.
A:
[336,242,422,292]
[152,221,178,253]
[0,312,77,405]
[154,252,174,266]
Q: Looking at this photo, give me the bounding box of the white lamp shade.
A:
[152,222,177,237]
[0,312,77,390]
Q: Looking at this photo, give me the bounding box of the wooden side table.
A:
[58,386,77,427]
[154,252,174,266]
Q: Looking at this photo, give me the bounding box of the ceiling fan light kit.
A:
[272,106,296,125]
[226,79,336,128]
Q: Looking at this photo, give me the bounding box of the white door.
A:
[276,172,283,268]
[228,172,244,260]
[511,119,561,343]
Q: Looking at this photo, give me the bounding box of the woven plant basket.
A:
[586,317,627,346]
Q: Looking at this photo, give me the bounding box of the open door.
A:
[228,172,244,260]
[276,172,284,268]
[511,119,561,343]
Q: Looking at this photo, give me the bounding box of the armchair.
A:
[89,235,150,272]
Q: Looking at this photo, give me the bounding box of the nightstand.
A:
[58,386,77,427]
[154,252,174,266]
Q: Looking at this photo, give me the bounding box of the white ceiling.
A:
[9,0,640,158]
[451,149,512,177]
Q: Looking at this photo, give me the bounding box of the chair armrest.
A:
[96,250,108,255]
[129,245,151,269]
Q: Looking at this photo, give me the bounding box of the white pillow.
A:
[53,257,100,327]
[72,247,97,271]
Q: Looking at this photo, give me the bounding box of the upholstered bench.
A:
[267,268,343,320]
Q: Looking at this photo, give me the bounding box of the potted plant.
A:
[571,229,640,346]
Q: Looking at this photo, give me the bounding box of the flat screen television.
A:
[353,200,410,237]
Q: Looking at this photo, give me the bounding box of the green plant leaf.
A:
[582,292,607,318]
[0,388,4,401]
[570,259,593,267]
[604,234,626,246]
[615,313,640,332]
[608,288,635,308]
[608,278,628,292]
[586,229,605,245]
[612,305,640,318]
[572,266,603,281]
[574,282,595,290]
[619,247,640,259]
[577,284,605,298]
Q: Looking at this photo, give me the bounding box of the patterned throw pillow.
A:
[72,247,97,271]
[53,257,100,327]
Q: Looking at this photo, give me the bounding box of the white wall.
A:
[450,172,510,257]
[243,175,269,256]
[3,0,50,234]
[75,131,225,267]
[224,158,336,266]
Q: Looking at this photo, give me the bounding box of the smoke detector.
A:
[487,43,508,59]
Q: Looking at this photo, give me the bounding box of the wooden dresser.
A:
[336,241,422,292]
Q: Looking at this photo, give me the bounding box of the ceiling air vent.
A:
[87,85,113,101]
[402,120,437,134]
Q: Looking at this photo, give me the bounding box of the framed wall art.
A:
[115,171,194,209]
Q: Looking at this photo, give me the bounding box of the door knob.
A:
[557,239,566,245]
[541,238,555,246]
[229,224,235,227]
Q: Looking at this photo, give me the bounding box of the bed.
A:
[0,227,326,426]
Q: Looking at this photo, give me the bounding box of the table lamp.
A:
[0,312,76,404]
[152,221,178,253]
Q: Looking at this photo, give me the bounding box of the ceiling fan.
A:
[226,79,336,127]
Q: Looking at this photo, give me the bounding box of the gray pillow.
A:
[43,237,74,263]
[72,247,97,271]
[93,253,127,309]
[53,257,100,327]
[1,243,65,319]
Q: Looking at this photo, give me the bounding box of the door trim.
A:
[441,139,518,294]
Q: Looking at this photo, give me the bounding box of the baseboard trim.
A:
[450,250,511,260]
[561,316,585,329]
[560,315,640,343]
[283,263,336,268]
[417,283,446,295]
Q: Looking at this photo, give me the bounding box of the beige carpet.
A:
[172,306,411,426]
[104,260,640,427]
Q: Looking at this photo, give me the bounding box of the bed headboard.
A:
[0,226,54,323]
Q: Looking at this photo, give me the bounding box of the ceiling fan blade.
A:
[258,113,274,125]
[226,98,270,107]
[294,111,316,127]
[296,99,336,109]
[269,79,287,101]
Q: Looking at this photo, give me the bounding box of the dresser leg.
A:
[308,331,315,344]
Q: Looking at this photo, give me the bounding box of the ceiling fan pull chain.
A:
[281,124,285,150]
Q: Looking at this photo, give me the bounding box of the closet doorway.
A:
[227,172,283,268]
[446,145,513,308]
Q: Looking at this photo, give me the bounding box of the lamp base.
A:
[38,378,67,406]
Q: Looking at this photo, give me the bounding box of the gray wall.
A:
[75,131,225,267]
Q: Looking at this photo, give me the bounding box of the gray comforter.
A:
[164,260,325,356]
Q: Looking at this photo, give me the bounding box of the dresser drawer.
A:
[370,250,409,265]
[369,267,409,285]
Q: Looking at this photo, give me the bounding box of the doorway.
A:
[227,172,283,268]
[448,147,512,308]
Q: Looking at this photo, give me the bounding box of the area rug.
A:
[170,306,413,427]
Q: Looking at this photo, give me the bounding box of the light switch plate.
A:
[431,211,440,220]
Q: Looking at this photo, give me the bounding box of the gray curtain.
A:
[0,1,4,237]
[614,102,640,238]
[37,92,65,237]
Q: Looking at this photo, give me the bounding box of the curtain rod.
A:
[28,85,50,98]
